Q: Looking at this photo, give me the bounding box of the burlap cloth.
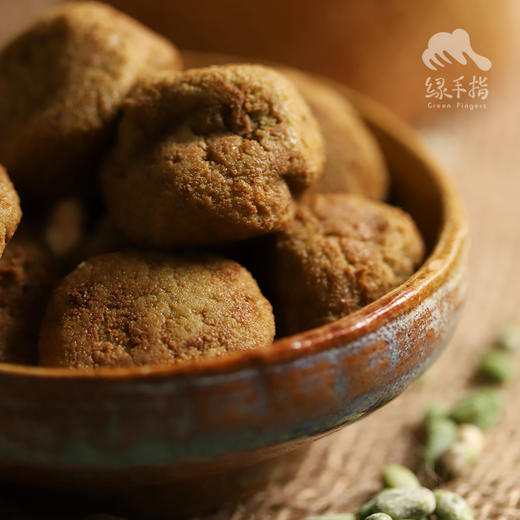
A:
[0,3,519,519]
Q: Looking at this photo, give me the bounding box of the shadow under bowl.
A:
[0,53,468,517]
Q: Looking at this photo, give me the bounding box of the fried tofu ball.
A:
[275,194,425,335]
[281,68,389,200]
[0,165,21,257]
[101,65,325,246]
[0,2,182,201]
[39,252,275,368]
[0,233,56,364]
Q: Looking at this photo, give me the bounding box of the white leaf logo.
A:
[422,28,492,71]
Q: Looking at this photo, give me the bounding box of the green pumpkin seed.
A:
[421,413,458,466]
[357,497,377,519]
[439,441,479,478]
[425,403,450,421]
[373,487,435,519]
[365,514,392,520]
[434,489,473,520]
[449,389,504,430]
[478,349,514,383]
[382,464,421,489]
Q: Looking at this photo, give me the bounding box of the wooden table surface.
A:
[0,2,519,519]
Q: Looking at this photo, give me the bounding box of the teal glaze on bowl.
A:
[0,55,468,516]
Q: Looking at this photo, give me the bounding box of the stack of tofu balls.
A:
[0,2,424,369]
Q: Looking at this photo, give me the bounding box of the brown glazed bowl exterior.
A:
[0,54,468,515]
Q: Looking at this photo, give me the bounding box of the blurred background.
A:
[1,0,519,122]
[1,1,519,519]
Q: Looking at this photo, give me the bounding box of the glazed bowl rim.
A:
[0,77,467,381]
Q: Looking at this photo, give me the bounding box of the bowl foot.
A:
[1,446,309,518]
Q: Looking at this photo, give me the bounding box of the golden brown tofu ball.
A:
[101,65,325,246]
[275,194,425,335]
[0,2,182,201]
[281,68,389,200]
[0,165,22,257]
[0,232,56,364]
[39,252,275,368]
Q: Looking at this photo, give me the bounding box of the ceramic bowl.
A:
[0,53,468,517]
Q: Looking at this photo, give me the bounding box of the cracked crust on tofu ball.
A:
[39,252,275,368]
[275,194,425,335]
[0,2,182,201]
[101,64,325,246]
